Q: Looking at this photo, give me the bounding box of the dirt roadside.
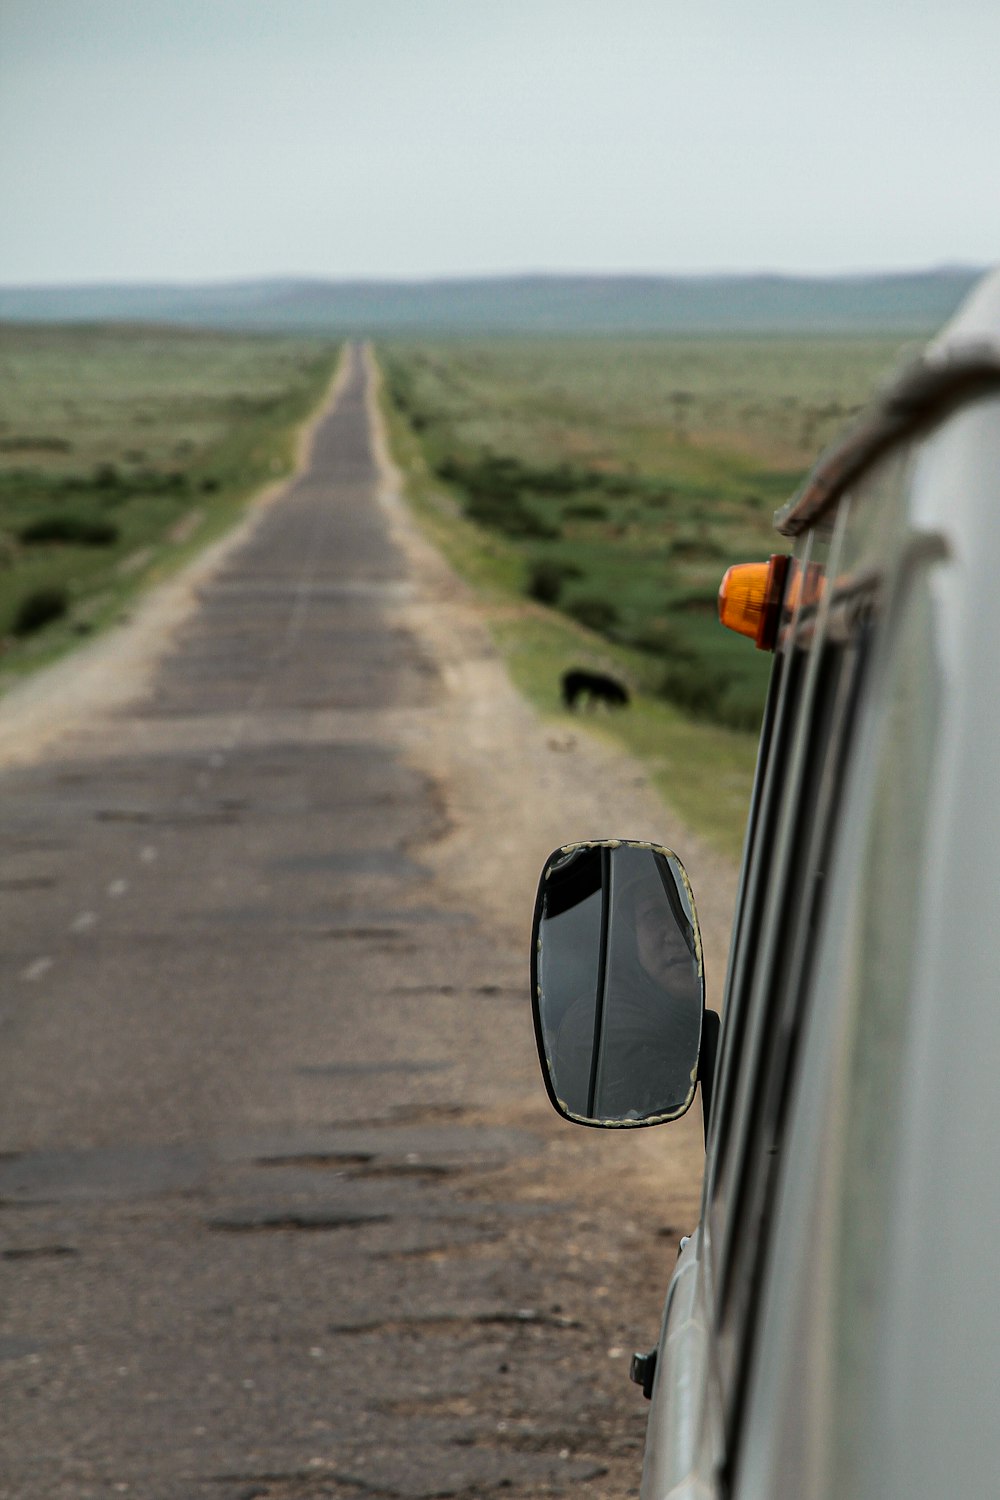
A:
[369,353,741,1494]
[364,348,738,999]
[363,339,739,1245]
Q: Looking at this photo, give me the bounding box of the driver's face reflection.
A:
[634,891,693,989]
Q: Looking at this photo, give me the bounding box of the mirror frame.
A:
[530,839,706,1129]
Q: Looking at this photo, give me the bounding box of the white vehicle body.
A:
[534,267,1000,1499]
[646,266,1000,1500]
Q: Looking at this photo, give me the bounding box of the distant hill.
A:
[0,268,986,335]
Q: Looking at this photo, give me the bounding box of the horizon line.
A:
[0,263,988,294]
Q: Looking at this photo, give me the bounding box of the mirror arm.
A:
[698,1010,721,1146]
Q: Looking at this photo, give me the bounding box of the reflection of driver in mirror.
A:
[545,848,703,1122]
[634,887,695,990]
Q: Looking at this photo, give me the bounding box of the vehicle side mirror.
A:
[530,840,705,1128]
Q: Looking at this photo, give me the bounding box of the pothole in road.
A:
[253,1153,471,1183]
[207,1208,393,1233]
[379,1400,621,1464]
[1,1244,78,1261]
[340,1104,474,1130]
[350,1161,466,1181]
[327,1308,584,1337]
[386,1103,472,1124]
[377,1234,507,1264]
[95,807,243,827]
[255,1152,374,1169]
[308,929,419,951]
[386,983,521,999]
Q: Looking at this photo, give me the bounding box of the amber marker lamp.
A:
[717,553,790,651]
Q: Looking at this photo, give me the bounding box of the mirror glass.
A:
[531,841,704,1126]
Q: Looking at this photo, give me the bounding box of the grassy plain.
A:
[378,335,914,856]
[0,324,340,681]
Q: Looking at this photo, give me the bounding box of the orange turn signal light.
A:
[718,554,789,651]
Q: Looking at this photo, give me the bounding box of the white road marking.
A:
[139,845,158,864]
[107,879,128,898]
[21,957,53,982]
[69,911,98,933]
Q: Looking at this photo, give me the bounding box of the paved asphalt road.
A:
[0,349,692,1499]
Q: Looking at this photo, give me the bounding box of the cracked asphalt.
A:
[0,347,723,1500]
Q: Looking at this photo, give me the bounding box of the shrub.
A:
[566,597,620,634]
[19,515,120,547]
[671,534,726,561]
[658,661,733,719]
[12,586,69,636]
[129,466,188,495]
[626,623,699,660]
[436,452,606,500]
[672,588,723,615]
[93,462,121,489]
[463,490,560,540]
[0,435,72,454]
[717,695,765,733]
[525,461,581,495]
[525,560,582,605]
[563,501,608,521]
[385,367,422,420]
[434,453,463,483]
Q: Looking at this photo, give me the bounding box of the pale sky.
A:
[1,0,997,286]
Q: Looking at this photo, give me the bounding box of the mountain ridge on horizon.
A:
[0,266,986,334]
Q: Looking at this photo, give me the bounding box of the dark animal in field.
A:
[562,668,630,710]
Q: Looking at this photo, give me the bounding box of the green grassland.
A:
[0,323,340,681]
[377,334,914,856]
